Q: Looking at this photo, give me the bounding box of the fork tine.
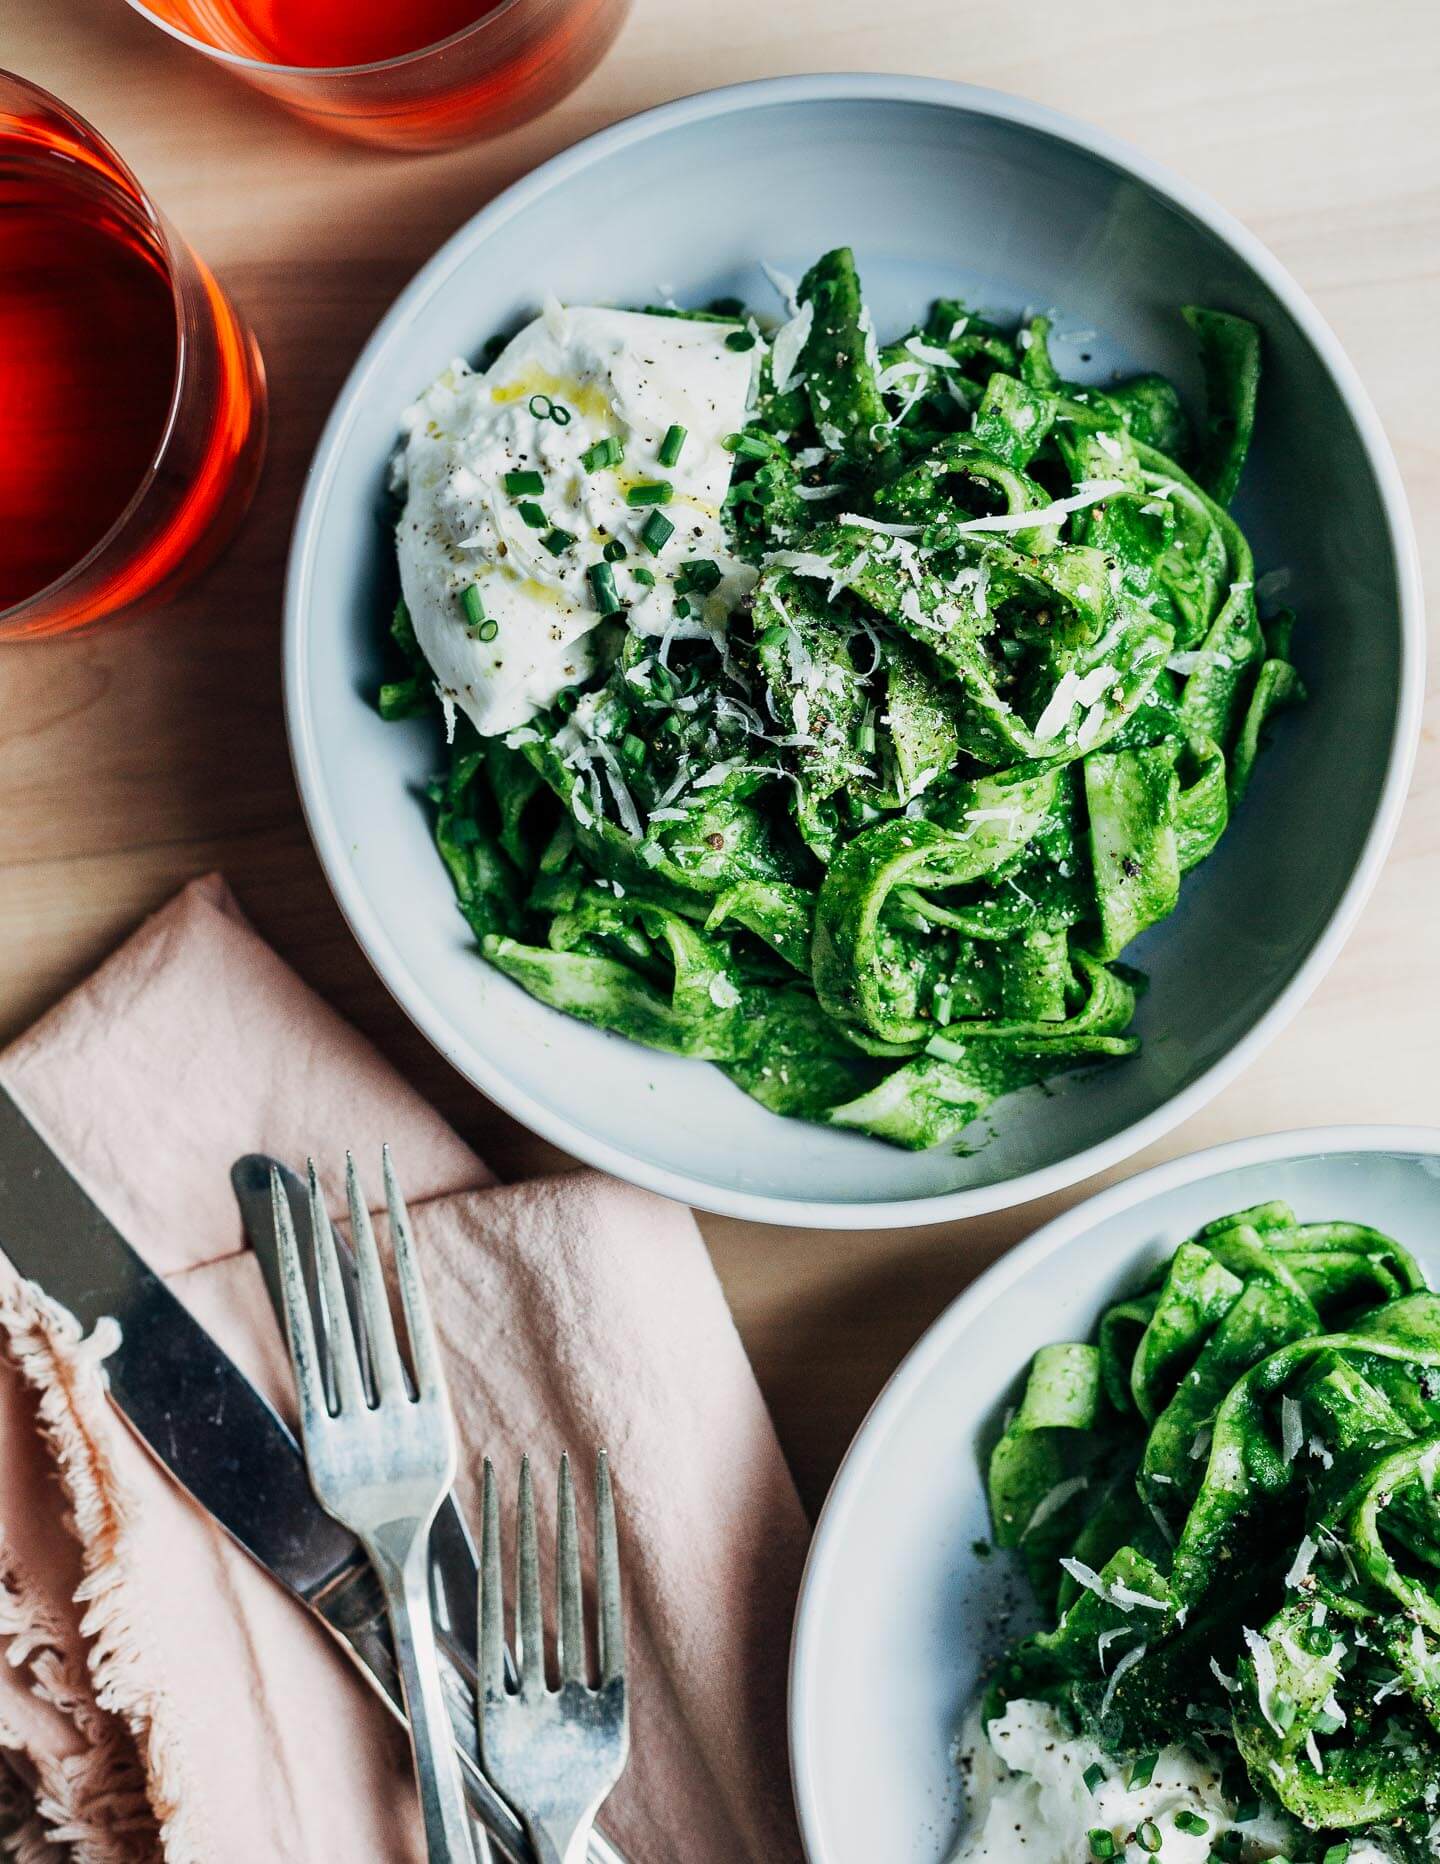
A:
[516,1456,545,1693]
[270,1169,327,1434]
[596,1450,624,1685]
[556,1453,586,1684]
[479,1458,506,1696]
[381,1145,449,1405]
[306,1161,366,1415]
[344,1154,407,1404]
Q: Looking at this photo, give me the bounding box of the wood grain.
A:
[3,0,1437,1512]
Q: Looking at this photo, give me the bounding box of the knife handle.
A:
[321,1564,627,1864]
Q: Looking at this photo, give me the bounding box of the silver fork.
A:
[479,1455,630,1864]
[271,1152,478,1864]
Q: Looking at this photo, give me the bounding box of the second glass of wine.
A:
[124,0,631,150]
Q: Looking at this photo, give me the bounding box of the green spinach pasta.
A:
[382,249,1304,1149]
[976,1204,1440,1861]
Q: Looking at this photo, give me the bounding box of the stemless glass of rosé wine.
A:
[0,72,265,642]
[122,0,632,152]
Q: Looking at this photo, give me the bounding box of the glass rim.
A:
[121,0,535,81]
[0,69,189,631]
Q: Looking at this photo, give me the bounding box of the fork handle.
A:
[374,1536,481,1864]
[525,1822,595,1864]
[317,1558,628,1863]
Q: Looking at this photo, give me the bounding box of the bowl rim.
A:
[787,1121,1440,1856]
[284,72,1425,1230]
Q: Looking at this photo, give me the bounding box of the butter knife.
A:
[0,1084,625,1864]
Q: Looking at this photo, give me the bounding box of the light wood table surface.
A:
[4,0,1438,1513]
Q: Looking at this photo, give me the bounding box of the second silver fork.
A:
[479,1455,630,1864]
[271,1151,478,1864]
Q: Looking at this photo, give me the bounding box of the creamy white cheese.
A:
[953,1700,1309,1863]
[395,302,759,737]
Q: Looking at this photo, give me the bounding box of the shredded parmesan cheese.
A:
[1022,1476,1089,1539]
[1285,1534,1318,1589]
[1281,1395,1304,1463]
[1242,1626,1285,1736]
[1099,1641,1147,1721]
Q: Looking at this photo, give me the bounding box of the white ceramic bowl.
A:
[788,1125,1440,1860]
[285,76,1423,1228]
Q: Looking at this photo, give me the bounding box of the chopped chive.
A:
[517,500,547,529]
[632,566,656,587]
[620,732,646,767]
[725,329,756,351]
[460,583,485,629]
[603,539,627,563]
[1082,1763,1106,1795]
[676,557,722,595]
[1321,1847,1350,1864]
[855,705,876,756]
[722,430,773,459]
[542,527,576,556]
[673,596,691,619]
[931,981,954,1027]
[377,677,428,720]
[626,480,673,507]
[581,435,625,472]
[658,423,687,466]
[1233,1798,1261,1824]
[1087,1833,1115,1861]
[527,394,554,420]
[503,469,544,496]
[1127,1753,1158,1791]
[549,402,572,426]
[1173,1812,1208,1837]
[1135,1820,1162,1854]
[587,561,621,615]
[476,617,499,642]
[925,1033,967,1064]
[639,511,674,555]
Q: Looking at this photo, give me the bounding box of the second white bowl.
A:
[789,1125,1440,1860]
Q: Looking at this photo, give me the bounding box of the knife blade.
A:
[231,1153,480,1658]
[0,1084,626,1864]
[0,1084,358,1596]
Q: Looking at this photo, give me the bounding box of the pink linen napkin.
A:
[0,875,809,1863]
